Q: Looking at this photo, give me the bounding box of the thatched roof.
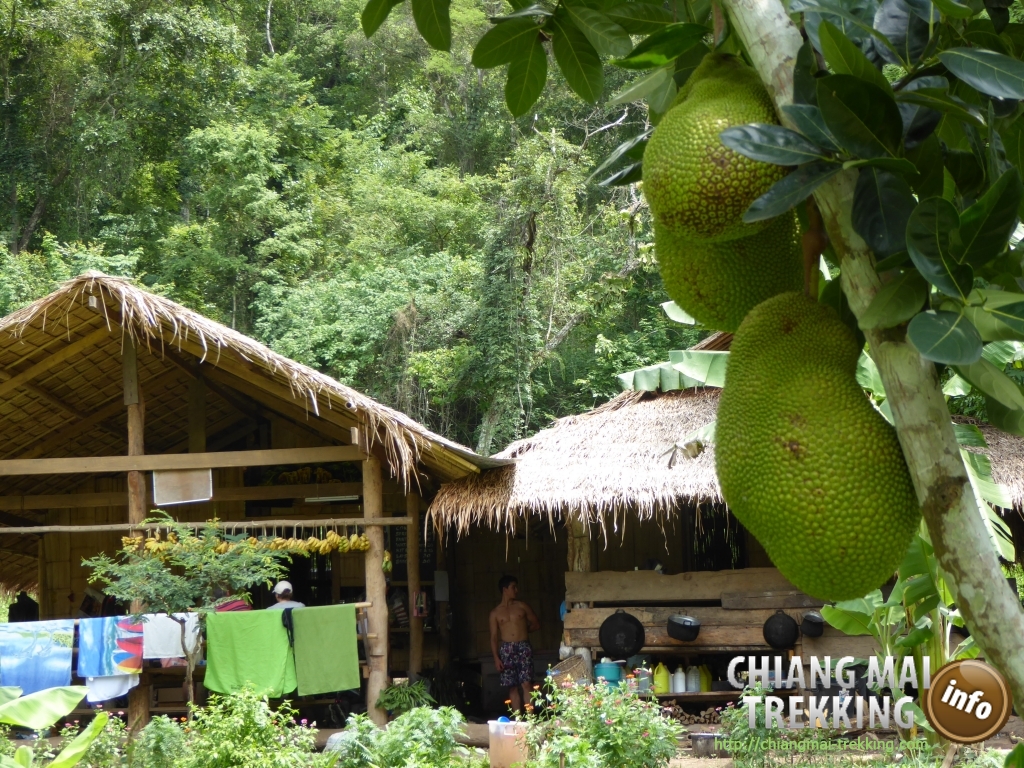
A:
[0,273,502,590]
[429,389,1024,536]
[429,389,721,536]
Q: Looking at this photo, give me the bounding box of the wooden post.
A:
[566,518,591,574]
[406,491,423,679]
[122,339,149,731]
[188,376,206,454]
[436,528,450,671]
[362,455,389,727]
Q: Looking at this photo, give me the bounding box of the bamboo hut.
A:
[428,387,1024,713]
[0,272,503,727]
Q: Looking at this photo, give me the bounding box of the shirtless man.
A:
[489,575,541,713]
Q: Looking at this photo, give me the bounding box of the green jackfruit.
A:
[715,292,921,601]
[655,210,803,332]
[643,54,788,243]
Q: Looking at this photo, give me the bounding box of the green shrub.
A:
[129,716,188,768]
[523,679,681,768]
[330,706,465,768]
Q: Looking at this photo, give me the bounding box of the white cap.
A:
[273,580,293,595]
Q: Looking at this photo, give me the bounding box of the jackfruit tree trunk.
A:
[719,0,1024,713]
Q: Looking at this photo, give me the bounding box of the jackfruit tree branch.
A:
[719,0,1024,711]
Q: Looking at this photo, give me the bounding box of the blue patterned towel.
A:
[0,620,74,694]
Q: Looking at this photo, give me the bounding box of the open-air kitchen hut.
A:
[0,272,503,726]
[427,386,1024,710]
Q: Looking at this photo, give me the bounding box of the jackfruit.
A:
[643,54,788,243]
[655,210,803,332]
[715,292,921,601]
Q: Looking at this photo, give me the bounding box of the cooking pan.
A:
[599,609,646,658]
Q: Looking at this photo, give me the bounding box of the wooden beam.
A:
[188,377,206,453]
[0,482,363,511]
[563,568,798,604]
[407,491,423,679]
[0,445,365,475]
[0,327,111,401]
[363,455,388,727]
[0,516,413,535]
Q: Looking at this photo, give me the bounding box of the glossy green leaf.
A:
[903,0,939,22]
[988,395,1024,436]
[930,0,974,17]
[612,23,709,69]
[906,197,972,299]
[858,270,928,329]
[781,105,842,151]
[12,748,30,768]
[856,350,886,396]
[50,712,109,768]
[671,350,729,387]
[903,573,939,604]
[956,356,1024,410]
[597,161,643,186]
[954,422,987,447]
[939,48,1024,100]
[950,169,1023,267]
[472,19,542,68]
[895,621,934,648]
[843,157,919,175]
[609,67,672,106]
[820,605,873,636]
[565,6,631,57]
[662,301,696,324]
[719,123,831,165]
[983,301,1024,335]
[982,339,1022,366]
[411,0,451,51]
[894,89,986,128]
[605,3,673,33]
[743,161,843,222]
[944,373,972,395]
[953,634,980,660]
[0,690,20,707]
[589,129,650,181]
[550,13,603,102]
[0,687,87,729]
[817,20,891,94]
[361,0,405,37]
[852,168,916,258]
[907,311,984,364]
[505,38,548,116]
[816,75,902,158]
[647,73,677,114]
[899,535,932,579]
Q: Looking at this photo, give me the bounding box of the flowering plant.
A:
[521,678,681,768]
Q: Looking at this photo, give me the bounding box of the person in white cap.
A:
[267,580,305,610]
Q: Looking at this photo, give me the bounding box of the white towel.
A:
[142,613,201,659]
[86,675,139,703]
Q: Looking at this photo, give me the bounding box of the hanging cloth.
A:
[78,617,144,677]
[142,613,200,659]
[204,611,296,697]
[0,620,74,694]
[85,674,139,703]
[292,605,360,696]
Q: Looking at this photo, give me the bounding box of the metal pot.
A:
[667,614,701,642]
[598,610,646,658]
[763,610,799,649]
[800,611,825,638]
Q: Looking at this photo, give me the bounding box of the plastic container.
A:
[672,667,686,693]
[594,662,622,688]
[488,721,528,768]
[653,662,670,694]
[699,665,711,692]
[635,667,651,694]
[686,665,701,693]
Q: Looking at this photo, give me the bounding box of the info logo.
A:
[925,660,1012,744]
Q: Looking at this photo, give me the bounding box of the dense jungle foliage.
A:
[0,0,703,453]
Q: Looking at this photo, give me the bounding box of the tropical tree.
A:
[358,0,1024,719]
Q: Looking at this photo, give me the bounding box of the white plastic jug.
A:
[686,665,701,693]
[672,666,686,693]
[488,721,528,768]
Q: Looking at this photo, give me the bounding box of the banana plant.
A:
[0,686,107,768]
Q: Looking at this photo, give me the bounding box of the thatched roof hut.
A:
[429,388,721,536]
[429,388,1024,538]
[0,272,501,593]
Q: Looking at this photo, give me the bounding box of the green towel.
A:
[205,611,296,697]
[292,604,360,696]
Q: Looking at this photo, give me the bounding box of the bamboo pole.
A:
[406,491,422,679]
[0,517,413,535]
[362,455,389,727]
[123,338,150,731]
[719,0,1024,711]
